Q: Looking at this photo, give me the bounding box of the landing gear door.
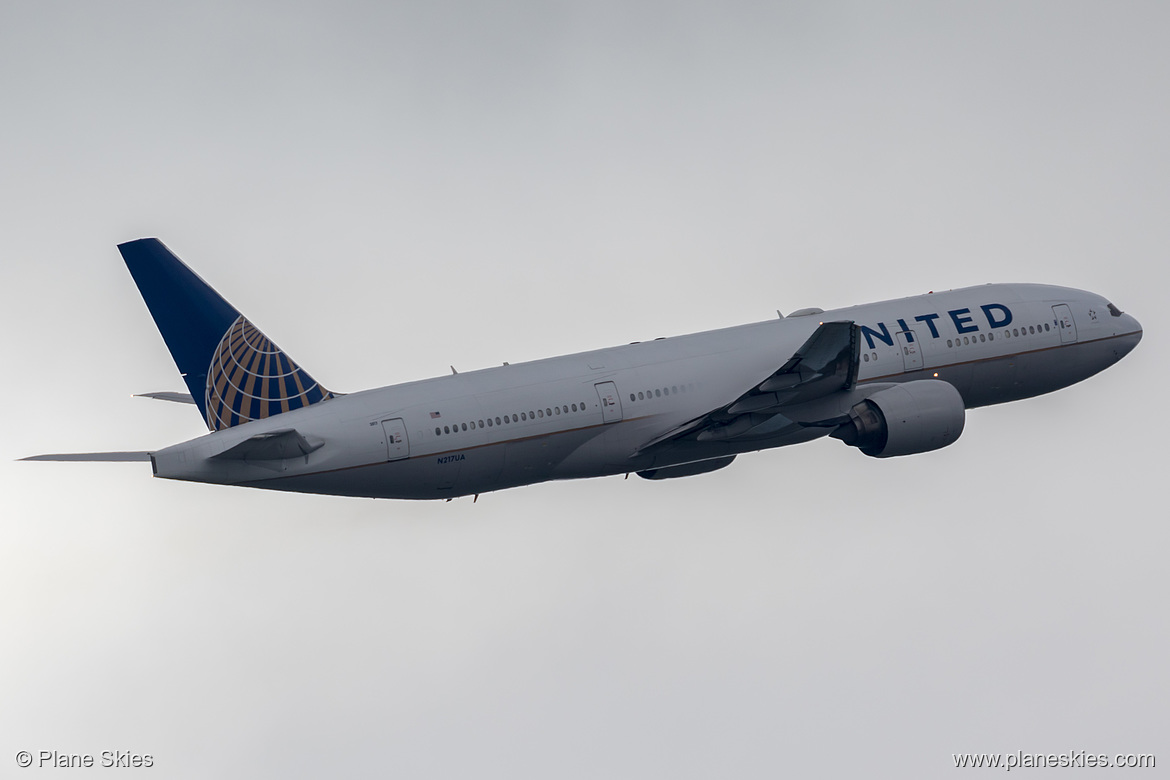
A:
[595,381,623,423]
[896,330,923,372]
[1053,304,1078,344]
[381,418,409,461]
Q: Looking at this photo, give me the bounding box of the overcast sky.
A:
[2,1,1167,777]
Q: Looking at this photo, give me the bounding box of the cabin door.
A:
[896,330,923,372]
[595,382,623,423]
[381,418,410,461]
[1053,304,1078,344]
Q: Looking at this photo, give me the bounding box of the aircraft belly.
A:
[520,425,654,483]
[453,441,508,494]
[974,355,1018,402]
[962,338,1125,408]
[497,435,559,487]
[252,430,607,499]
[244,458,440,500]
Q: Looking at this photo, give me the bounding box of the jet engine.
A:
[830,380,965,458]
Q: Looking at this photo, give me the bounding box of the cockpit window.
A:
[1107,303,1123,317]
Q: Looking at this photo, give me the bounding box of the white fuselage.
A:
[149,283,1141,499]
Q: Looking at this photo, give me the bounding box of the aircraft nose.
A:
[1114,311,1142,358]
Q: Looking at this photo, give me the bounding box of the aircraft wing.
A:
[634,320,858,452]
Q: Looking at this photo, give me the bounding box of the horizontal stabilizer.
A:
[135,391,196,404]
[20,451,152,462]
[211,428,323,461]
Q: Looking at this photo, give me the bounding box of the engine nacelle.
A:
[831,380,965,458]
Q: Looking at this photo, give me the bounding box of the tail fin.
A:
[118,238,333,432]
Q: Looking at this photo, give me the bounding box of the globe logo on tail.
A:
[205,316,333,431]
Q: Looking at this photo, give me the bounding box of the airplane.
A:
[23,238,1142,500]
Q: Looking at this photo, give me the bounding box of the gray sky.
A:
[2,1,1167,777]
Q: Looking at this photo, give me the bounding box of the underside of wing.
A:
[635,320,859,454]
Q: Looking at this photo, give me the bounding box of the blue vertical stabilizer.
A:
[118,238,332,431]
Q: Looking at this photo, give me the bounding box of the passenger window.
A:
[672,385,678,394]
[655,389,661,398]
[444,426,450,434]
[462,423,468,431]
[573,403,579,412]
[521,412,527,421]
[947,339,953,347]
[554,407,560,415]
[638,392,644,400]
[495,417,501,425]
[435,427,441,436]
[512,414,518,422]
[629,394,635,402]
[478,420,484,428]
[546,408,552,416]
